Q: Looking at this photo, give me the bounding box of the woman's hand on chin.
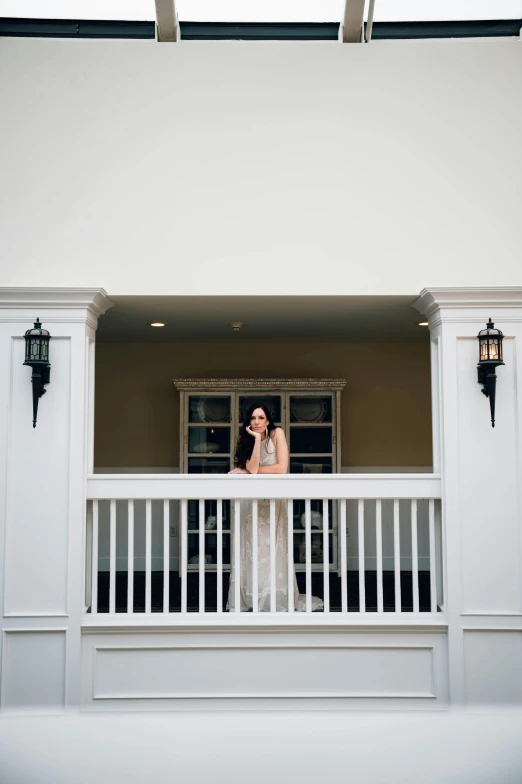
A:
[228,467,250,474]
[245,426,262,440]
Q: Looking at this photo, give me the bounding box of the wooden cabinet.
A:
[173,379,346,571]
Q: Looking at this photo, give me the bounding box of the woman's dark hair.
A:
[234,403,277,468]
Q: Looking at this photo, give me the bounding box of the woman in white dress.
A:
[227,403,323,613]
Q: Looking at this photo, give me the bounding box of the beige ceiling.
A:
[97,295,429,343]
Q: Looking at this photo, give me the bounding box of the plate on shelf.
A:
[197,399,229,423]
[300,511,323,529]
[192,441,220,453]
[291,398,327,423]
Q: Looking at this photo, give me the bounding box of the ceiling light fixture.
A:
[229,322,245,332]
[149,322,166,328]
[418,321,429,327]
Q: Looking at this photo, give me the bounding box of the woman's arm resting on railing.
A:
[245,431,262,474]
[251,428,289,475]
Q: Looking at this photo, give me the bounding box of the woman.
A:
[227,403,323,613]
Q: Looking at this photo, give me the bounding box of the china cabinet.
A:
[173,379,346,572]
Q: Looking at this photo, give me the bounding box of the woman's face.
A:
[249,407,270,435]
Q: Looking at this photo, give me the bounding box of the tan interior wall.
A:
[94,342,432,469]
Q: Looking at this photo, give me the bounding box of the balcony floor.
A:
[94,570,435,613]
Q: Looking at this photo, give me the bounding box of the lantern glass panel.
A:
[30,339,41,361]
[489,338,500,361]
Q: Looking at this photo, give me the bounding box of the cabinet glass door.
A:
[186,395,232,569]
[288,395,336,570]
[187,395,232,474]
[288,396,333,474]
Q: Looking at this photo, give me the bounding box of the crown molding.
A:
[413,287,522,320]
[0,287,114,319]
[173,378,347,391]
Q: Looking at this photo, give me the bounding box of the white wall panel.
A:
[82,630,449,710]
[1,38,521,295]
[464,630,522,706]
[4,337,71,615]
[457,338,520,613]
[1,630,66,711]
[93,644,434,699]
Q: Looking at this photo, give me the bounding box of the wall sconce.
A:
[477,318,504,428]
[23,318,51,428]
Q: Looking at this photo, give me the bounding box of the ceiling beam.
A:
[154,0,180,42]
[339,0,366,43]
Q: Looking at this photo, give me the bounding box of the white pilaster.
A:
[414,287,522,709]
[0,288,112,713]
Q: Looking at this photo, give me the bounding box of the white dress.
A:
[227,437,324,613]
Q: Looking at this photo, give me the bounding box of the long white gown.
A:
[227,438,324,612]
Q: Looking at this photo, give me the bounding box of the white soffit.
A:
[0,0,520,22]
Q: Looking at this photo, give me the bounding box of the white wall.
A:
[1,37,521,296]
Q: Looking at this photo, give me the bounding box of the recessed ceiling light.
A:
[149,322,166,328]
[418,321,429,327]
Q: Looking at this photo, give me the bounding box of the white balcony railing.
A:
[85,474,443,623]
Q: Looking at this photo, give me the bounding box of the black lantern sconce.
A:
[23,318,51,428]
[477,318,504,428]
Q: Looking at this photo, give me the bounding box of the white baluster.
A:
[127,500,134,614]
[217,499,223,614]
[109,499,116,615]
[435,501,444,609]
[234,499,241,613]
[411,499,419,613]
[91,500,98,615]
[163,499,170,614]
[181,500,188,613]
[340,499,347,613]
[429,498,437,613]
[270,499,276,613]
[393,499,401,613]
[358,499,365,613]
[287,499,294,614]
[253,500,259,613]
[376,499,383,613]
[85,502,93,612]
[199,498,205,613]
[322,499,329,613]
[305,499,312,613]
[145,499,152,614]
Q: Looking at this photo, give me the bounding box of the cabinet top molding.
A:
[173,378,347,390]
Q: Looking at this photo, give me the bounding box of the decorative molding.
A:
[413,287,522,321]
[173,378,347,391]
[0,287,114,319]
[83,618,448,634]
[91,644,436,700]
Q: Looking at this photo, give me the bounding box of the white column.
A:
[0,287,112,713]
[414,287,522,709]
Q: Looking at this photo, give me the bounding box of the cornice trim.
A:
[0,287,114,318]
[413,287,522,319]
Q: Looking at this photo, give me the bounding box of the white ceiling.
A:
[96,295,430,343]
[1,0,520,21]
